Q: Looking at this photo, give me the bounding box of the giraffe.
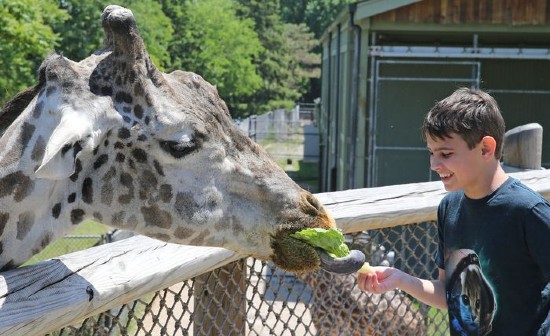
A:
[299,270,426,335]
[0,5,363,274]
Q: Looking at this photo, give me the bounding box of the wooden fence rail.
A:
[1,168,549,335]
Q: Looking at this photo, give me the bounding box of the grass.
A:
[24,220,110,266]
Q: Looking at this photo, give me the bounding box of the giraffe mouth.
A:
[316,248,365,274]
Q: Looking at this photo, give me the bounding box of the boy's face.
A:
[427,133,486,197]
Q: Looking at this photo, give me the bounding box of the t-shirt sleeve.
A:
[434,201,446,270]
[527,202,550,282]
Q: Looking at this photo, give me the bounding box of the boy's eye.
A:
[441,152,452,158]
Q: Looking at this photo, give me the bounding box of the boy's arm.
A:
[397,268,447,310]
[357,267,447,310]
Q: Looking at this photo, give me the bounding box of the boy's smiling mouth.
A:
[440,172,454,180]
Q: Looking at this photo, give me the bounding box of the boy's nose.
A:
[430,157,440,171]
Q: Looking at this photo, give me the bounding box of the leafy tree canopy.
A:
[174,0,264,117]
[0,0,68,103]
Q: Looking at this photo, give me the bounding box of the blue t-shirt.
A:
[435,177,550,335]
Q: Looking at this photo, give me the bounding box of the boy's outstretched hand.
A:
[357,266,403,294]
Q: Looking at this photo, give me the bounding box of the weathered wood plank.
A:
[0,237,241,335]
[319,169,550,233]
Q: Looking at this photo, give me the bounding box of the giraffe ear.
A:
[35,114,95,180]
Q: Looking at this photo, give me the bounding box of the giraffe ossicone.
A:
[0,5,364,273]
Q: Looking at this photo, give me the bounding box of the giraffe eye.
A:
[159,140,197,158]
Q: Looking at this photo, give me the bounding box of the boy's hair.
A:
[422,88,505,159]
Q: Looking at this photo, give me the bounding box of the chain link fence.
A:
[48,222,449,336]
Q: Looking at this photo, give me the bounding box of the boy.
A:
[357,88,550,335]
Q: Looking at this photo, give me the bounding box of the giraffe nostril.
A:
[301,191,322,216]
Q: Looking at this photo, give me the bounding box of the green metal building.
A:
[319,0,550,191]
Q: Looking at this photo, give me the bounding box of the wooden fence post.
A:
[502,123,543,171]
[194,259,247,335]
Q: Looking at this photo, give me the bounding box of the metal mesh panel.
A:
[49,222,449,336]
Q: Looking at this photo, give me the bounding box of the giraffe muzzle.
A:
[316,248,366,274]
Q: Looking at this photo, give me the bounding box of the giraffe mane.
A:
[0,65,47,134]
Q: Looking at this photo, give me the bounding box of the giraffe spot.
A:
[33,101,44,119]
[0,212,8,235]
[149,233,171,241]
[68,193,76,203]
[191,229,210,245]
[174,227,194,240]
[134,81,144,96]
[125,214,137,229]
[71,209,85,224]
[40,232,53,248]
[127,158,136,170]
[118,172,134,204]
[82,178,93,204]
[115,91,133,104]
[159,184,172,203]
[153,160,165,176]
[16,212,35,240]
[0,172,35,202]
[139,170,158,192]
[93,212,103,222]
[134,104,143,119]
[93,154,109,170]
[70,159,82,182]
[118,128,131,139]
[100,86,113,96]
[31,135,46,161]
[111,211,126,226]
[52,203,61,219]
[174,192,198,223]
[0,122,35,169]
[131,148,148,163]
[141,204,172,229]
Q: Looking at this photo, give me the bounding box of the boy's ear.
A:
[480,136,497,158]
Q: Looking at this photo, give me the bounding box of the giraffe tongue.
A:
[316,248,365,274]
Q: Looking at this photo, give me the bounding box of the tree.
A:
[167,0,263,118]
[236,0,300,113]
[55,0,172,71]
[0,0,68,105]
[280,0,353,38]
[282,23,320,99]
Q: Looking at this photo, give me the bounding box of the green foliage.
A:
[236,0,300,114]
[126,0,173,70]
[0,0,345,113]
[280,0,353,38]
[56,0,173,70]
[51,1,108,62]
[0,0,67,104]
[171,0,263,118]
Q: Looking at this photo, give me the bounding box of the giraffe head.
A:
[0,6,363,273]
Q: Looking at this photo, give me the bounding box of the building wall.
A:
[320,0,550,192]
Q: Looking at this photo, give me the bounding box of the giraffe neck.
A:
[0,112,81,269]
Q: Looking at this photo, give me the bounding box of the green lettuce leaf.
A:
[289,227,350,258]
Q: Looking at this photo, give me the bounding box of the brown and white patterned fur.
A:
[0,6,335,272]
[299,271,426,335]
